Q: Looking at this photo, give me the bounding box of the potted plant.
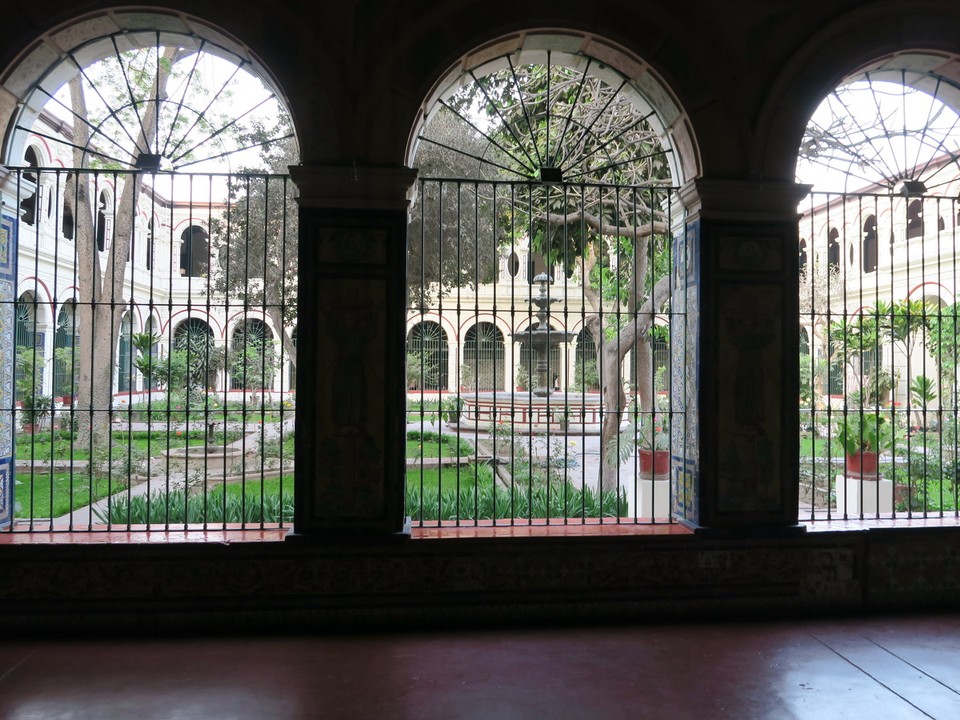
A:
[637,409,671,475]
[515,363,530,392]
[20,394,52,433]
[835,411,893,476]
[440,395,464,425]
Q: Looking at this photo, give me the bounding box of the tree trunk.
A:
[598,275,672,492]
[70,47,183,447]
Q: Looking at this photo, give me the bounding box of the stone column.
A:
[287,165,417,539]
[676,179,810,534]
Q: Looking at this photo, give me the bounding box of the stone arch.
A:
[761,4,960,182]
[0,10,300,167]
[406,31,700,185]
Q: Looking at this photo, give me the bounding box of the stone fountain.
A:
[456,273,603,434]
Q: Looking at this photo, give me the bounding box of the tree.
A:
[69,45,186,446]
[209,118,298,372]
[428,62,674,490]
[408,109,502,307]
[927,303,960,408]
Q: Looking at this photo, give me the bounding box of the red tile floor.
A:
[1,614,958,719]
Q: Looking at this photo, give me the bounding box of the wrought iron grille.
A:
[800,191,960,521]
[406,178,685,527]
[4,168,296,532]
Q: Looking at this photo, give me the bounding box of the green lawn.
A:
[14,470,118,519]
[15,428,247,462]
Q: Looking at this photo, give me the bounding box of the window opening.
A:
[797,61,960,524]
[4,27,298,533]
[407,43,686,527]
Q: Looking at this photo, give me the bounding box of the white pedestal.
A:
[638,476,671,520]
[835,474,893,516]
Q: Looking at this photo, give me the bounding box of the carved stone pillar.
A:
[287,165,417,538]
[678,179,810,534]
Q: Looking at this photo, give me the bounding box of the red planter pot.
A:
[639,449,670,475]
[845,451,879,476]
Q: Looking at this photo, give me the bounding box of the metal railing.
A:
[405,178,686,527]
[800,191,960,522]
[3,168,295,531]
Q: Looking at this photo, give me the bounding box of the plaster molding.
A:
[290,165,418,211]
[679,178,812,223]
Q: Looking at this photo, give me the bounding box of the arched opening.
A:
[827,227,840,270]
[230,318,276,390]
[405,32,695,525]
[1,11,301,532]
[95,189,109,252]
[180,225,209,278]
[463,322,504,391]
[862,215,878,273]
[14,292,42,403]
[574,328,600,391]
[117,312,133,393]
[173,318,221,392]
[53,301,78,401]
[796,51,960,522]
[405,321,448,391]
[19,147,39,225]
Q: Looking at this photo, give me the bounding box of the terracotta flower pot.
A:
[639,449,670,475]
[845,451,879,476]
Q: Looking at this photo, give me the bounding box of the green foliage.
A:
[229,329,279,390]
[406,430,473,457]
[406,349,438,389]
[569,357,600,391]
[20,393,53,425]
[835,412,894,455]
[131,332,161,389]
[910,375,937,408]
[514,362,530,390]
[169,327,224,392]
[15,345,46,400]
[406,473,627,522]
[927,303,960,398]
[94,485,294,525]
[52,346,77,398]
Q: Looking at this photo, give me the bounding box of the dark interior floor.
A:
[1,614,958,719]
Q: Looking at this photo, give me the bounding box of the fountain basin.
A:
[457,391,603,434]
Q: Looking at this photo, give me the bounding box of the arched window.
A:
[463,322,505,391]
[53,301,79,399]
[862,215,878,273]
[519,330,562,393]
[117,312,133,392]
[405,321,448,391]
[230,318,276,390]
[574,328,600,391]
[19,146,39,225]
[827,227,841,270]
[907,199,923,239]
[799,327,810,356]
[180,225,209,277]
[146,218,154,270]
[173,318,220,391]
[799,238,808,274]
[95,189,109,252]
[62,173,75,240]
[14,292,41,402]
